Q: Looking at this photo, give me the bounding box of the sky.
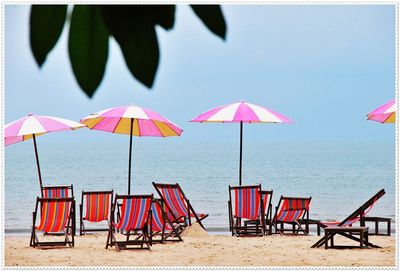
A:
[4,5,396,143]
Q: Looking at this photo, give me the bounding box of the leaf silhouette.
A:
[68,5,109,97]
[191,5,226,40]
[30,5,67,67]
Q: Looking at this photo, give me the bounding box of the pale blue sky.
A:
[4,5,396,143]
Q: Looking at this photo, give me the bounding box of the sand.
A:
[5,224,396,267]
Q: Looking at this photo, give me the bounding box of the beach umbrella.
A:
[367,99,396,124]
[4,113,85,194]
[80,105,183,194]
[190,101,292,185]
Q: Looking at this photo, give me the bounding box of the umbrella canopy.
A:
[191,101,292,185]
[367,99,396,124]
[4,113,85,193]
[80,105,183,194]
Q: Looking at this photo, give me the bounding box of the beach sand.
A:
[5,224,396,267]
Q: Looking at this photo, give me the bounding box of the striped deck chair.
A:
[41,185,76,235]
[106,194,153,251]
[150,199,183,243]
[228,185,265,236]
[273,196,312,235]
[30,197,75,248]
[80,190,113,235]
[244,190,274,235]
[312,189,385,249]
[153,182,209,230]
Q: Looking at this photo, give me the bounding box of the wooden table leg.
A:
[360,230,363,248]
[325,231,329,249]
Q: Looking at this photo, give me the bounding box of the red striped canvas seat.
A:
[42,186,70,198]
[36,200,71,233]
[84,193,111,222]
[234,186,261,220]
[114,197,151,231]
[151,201,172,232]
[276,198,310,222]
[159,187,206,220]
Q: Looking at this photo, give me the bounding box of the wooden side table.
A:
[324,227,369,249]
[363,217,391,236]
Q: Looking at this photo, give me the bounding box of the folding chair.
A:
[228,184,265,236]
[30,197,74,248]
[153,182,208,230]
[312,189,385,248]
[106,194,153,251]
[273,196,312,235]
[80,190,113,235]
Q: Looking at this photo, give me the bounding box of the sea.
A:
[4,140,396,235]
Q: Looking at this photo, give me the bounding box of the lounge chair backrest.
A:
[83,191,113,222]
[261,190,273,213]
[155,184,188,218]
[115,195,152,231]
[42,185,73,198]
[338,189,385,227]
[276,196,311,222]
[36,197,73,233]
[151,199,167,232]
[230,185,263,220]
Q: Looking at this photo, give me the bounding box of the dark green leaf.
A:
[68,5,109,98]
[190,5,226,40]
[152,5,175,30]
[101,6,159,88]
[30,5,67,67]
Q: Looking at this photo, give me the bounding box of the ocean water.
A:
[4,140,396,234]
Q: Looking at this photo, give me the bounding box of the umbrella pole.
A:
[32,134,43,196]
[128,118,133,195]
[239,121,243,186]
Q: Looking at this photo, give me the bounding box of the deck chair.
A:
[311,189,385,248]
[80,190,113,235]
[273,196,312,235]
[30,197,75,248]
[106,194,153,251]
[243,190,274,235]
[41,184,76,235]
[152,182,209,230]
[150,199,184,243]
[228,185,265,236]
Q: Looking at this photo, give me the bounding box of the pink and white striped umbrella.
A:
[4,113,85,191]
[80,105,182,137]
[191,101,292,185]
[80,105,183,194]
[5,114,85,145]
[367,99,396,124]
[191,101,292,123]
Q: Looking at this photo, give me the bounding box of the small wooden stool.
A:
[324,227,369,249]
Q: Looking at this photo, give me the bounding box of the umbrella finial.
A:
[28,112,33,116]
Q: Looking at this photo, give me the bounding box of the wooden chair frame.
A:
[312,189,385,248]
[106,194,153,252]
[228,184,265,237]
[30,197,75,248]
[273,196,312,235]
[153,182,209,230]
[150,199,184,243]
[80,190,113,235]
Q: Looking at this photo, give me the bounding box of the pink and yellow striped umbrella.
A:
[80,105,183,194]
[367,99,396,124]
[191,101,292,185]
[4,113,85,191]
